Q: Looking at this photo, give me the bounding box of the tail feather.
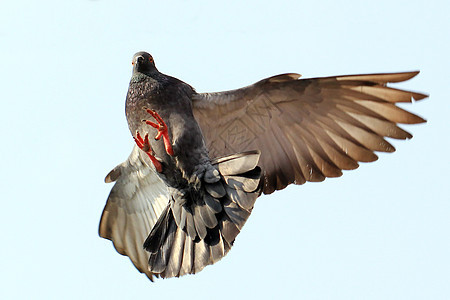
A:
[223,167,261,192]
[225,184,259,210]
[185,211,196,240]
[219,213,241,244]
[193,206,208,239]
[146,208,176,273]
[197,203,217,228]
[143,205,170,253]
[223,198,251,230]
[179,234,194,276]
[164,226,184,277]
[143,150,262,278]
[204,193,222,213]
[209,233,225,262]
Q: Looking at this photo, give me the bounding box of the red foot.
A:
[134,131,163,173]
[142,108,174,156]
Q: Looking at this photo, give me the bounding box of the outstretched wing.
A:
[192,71,427,194]
[99,146,169,281]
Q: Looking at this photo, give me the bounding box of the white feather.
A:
[99,145,169,280]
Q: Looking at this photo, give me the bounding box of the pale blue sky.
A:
[1,0,449,299]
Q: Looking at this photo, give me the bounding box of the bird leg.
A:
[142,108,174,156]
[134,131,163,173]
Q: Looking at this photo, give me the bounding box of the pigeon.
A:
[99,51,427,281]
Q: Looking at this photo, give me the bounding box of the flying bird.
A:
[99,51,427,280]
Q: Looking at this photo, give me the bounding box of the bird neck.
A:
[130,70,162,83]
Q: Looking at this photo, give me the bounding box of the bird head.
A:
[132,51,157,74]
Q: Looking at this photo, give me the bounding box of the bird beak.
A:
[133,55,144,67]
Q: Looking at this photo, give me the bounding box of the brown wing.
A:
[192,71,427,194]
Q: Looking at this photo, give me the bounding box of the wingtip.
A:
[416,116,427,124]
[412,91,428,101]
[400,70,421,82]
[334,70,423,84]
[105,167,121,183]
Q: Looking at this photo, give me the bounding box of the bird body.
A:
[100,51,427,280]
[106,52,262,278]
[125,60,205,185]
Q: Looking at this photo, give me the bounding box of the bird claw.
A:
[142,108,174,156]
[134,131,163,173]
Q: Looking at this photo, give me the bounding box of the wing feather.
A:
[99,146,169,280]
[193,71,427,194]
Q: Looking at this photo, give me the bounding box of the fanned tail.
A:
[143,150,262,278]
